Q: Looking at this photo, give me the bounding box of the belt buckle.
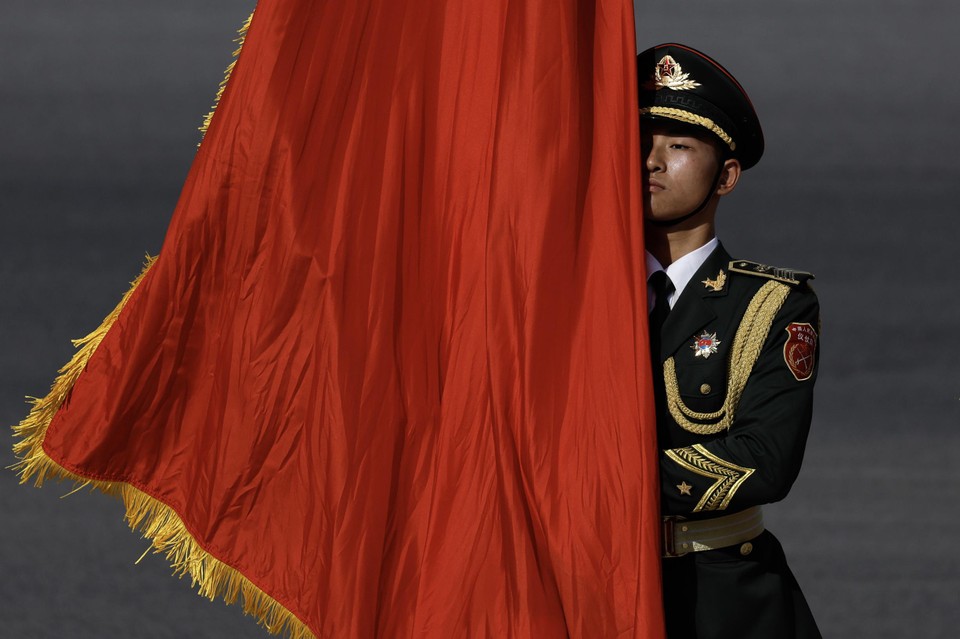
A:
[662,516,688,558]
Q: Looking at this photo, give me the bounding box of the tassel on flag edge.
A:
[199,11,255,142]
[10,256,317,639]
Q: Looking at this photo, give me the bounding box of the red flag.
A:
[15,1,664,637]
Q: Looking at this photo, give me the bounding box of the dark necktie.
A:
[648,270,674,363]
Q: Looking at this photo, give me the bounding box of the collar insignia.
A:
[691,331,721,359]
[702,270,726,292]
[650,55,701,91]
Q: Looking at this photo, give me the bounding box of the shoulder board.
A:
[728,260,814,286]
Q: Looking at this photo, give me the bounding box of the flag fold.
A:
[15,0,664,636]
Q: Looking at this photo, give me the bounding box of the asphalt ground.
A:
[2,2,958,637]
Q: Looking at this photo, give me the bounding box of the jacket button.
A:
[700,384,712,395]
[739,542,753,556]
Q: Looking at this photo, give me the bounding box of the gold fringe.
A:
[119,486,315,639]
[12,256,158,487]
[199,11,255,142]
[11,255,316,639]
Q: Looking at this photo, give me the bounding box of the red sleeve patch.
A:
[784,322,817,381]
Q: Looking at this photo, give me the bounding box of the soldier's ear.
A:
[716,158,741,196]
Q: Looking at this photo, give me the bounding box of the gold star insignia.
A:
[652,55,701,91]
[677,481,693,496]
[702,270,726,292]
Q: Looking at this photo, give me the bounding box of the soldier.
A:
[638,43,822,638]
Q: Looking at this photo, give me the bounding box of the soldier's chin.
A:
[643,210,679,223]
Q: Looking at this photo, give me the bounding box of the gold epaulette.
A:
[728,260,814,286]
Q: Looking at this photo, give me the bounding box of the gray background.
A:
[1,1,957,637]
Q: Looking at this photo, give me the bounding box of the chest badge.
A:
[691,331,721,359]
[702,270,726,292]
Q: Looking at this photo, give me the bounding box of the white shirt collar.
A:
[645,237,719,309]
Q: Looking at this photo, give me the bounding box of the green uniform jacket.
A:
[654,244,822,639]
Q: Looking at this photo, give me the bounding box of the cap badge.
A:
[653,55,701,91]
[702,270,726,292]
[691,331,721,359]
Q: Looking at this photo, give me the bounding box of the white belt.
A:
[662,506,764,558]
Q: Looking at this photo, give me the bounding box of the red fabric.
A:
[43,0,664,636]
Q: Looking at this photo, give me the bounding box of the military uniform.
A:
[638,44,822,638]
[653,243,821,638]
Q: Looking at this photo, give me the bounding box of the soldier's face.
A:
[640,122,725,223]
